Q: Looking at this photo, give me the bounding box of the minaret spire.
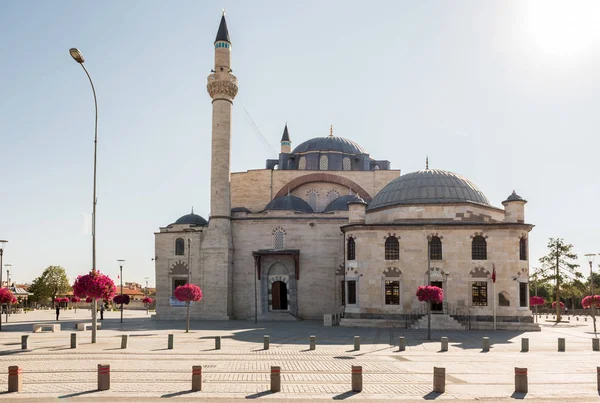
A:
[280,123,291,153]
[214,13,230,44]
[426,156,429,170]
[329,125,333,137]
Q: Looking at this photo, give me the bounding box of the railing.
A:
[443,301,471,330]
[404,304,427,329]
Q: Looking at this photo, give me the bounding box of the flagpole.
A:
[492,264,497,331]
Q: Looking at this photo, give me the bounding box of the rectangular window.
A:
[347,280,357,305]
[471,281,488,306]
[385,280,400,305]
[519,282,528,307]
[172,278,187,295]
[341,280,345,306]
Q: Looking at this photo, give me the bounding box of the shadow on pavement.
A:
[332,390,358,400]
[246,390,274,399]
[160,390,198,398]
[511,391,527,399]
[423,391,441,400]
[59,389,100,398]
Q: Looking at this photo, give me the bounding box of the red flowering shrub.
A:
[85,297,93,303]
[416,286,444,304]
[0,288,15,304]
[552,301,565,309]
[73,270,116,301]
[582,295,600,309]
[70,296,81,303]
[174,284,203,302]
[142,297,153,304]
[113,294,130,305]
[10,297,17,304]
[529,296,545,306]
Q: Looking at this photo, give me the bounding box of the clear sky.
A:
[1,1,600,287]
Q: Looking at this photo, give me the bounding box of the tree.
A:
[174,284,203,333]
[30,266,71,307]
[538,238,580,322]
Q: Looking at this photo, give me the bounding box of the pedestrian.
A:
[100,304,104,320]
[55,305,60,321]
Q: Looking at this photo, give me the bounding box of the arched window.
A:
[307,189,318,211]
[175,238,185,255]
[472,236,487,260]
[327,189,340,203]
[273,227,285,250]
[519,238,527,261]
[319,154,328,170]
[385,236,399,260]
[430,236,442,260]
[347,238,355,260]
[298,156,306,170]
[343,157,351,171]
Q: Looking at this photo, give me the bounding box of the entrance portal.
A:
[430,281,443,312]
[271,281,288,310]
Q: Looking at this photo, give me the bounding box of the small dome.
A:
[174,213,208,226]
[503,190,526,203]
[368,169,490,211]
[264,195,314,213]
[292,136,366,154]
[323,194,365,212]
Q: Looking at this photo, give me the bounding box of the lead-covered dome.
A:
[323,194,365,212]
[368,169,490,211]
[292,136,367,155]
[174,213,208,226]
[264,195,314,213]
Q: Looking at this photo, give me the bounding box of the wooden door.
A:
[272,282,281,310]
[431,281,443,312]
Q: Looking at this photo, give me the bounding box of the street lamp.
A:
[426,236,432,341]
[69,47,100,343]
[585,253,597,337]
[0,240,8,331]
[118,260,125,323]
[4,264,11,320]
[144,276,149,315]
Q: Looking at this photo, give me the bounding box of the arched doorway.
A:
[271,281,288,310]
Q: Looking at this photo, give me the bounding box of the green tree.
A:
[538,238,580,322]
[29,266,71,307]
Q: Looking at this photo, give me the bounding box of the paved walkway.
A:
[0,309,599,401]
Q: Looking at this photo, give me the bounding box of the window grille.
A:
[341,280,345,305]
[307,190,317,211]
[471,281,488,306]
[385,236,399,260]
[385,280,400,305]
[175,238,185,255]
[472,236,487,260]
[298,156,306,170]
[347,280,357,304]
[519,238,527,261]
[519,282,528,307]
[273,229,285,250]
[347,238,356,260]
[327,190,340,203]
[343,157,351,171]
[172,278,187,295]
[319,155,328,170]
[430,236,442,260]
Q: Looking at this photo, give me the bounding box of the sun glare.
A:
[526,0,600,58]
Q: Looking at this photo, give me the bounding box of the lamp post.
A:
[0,240,7,331]
[585,254,597,337]
[144,277,149,314]
[4,264,11,319]
[69,47,100,343]
[118,260,125,323]
[426,236,432,341]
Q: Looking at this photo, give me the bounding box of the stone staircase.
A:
[412,314,466,330]
[258,311,299,321]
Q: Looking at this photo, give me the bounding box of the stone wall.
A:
[366,203,506,224]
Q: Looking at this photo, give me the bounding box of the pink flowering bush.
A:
[10,297,17,305]
[73,270,116,301]
[174,284,203,303]
[529,296,545,307]
[416,286,444,304]
[552,301,565,309]
[113,295,130,305]
[0,288,15,304]
[85,297,93,303]
[582,295,600,309]
[142,297,153,304]
[70,296,81,303]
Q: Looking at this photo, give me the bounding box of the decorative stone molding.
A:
[427,267,448,281]
[207,75,238,99]
[272,226,286,235]
[170,261,189,275]
[469,266,490,278]
[383,233,398,239]
[383,267,401,277]
[335,265,344,276]
[274,173,372,201]
[346,234,356,240]
[427,233,444,240]
[470,232,488,239]
[346,267,358,276]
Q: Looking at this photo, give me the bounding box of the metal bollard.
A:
[8,366,22,393]
[215,336,221,350]
[440,337,448,352]
[521,338,529,352]
[168,334,174,350]
[71,333,77,349]
[577,316,579,321]
[593,338,599,352]
[597,367,600,391]
[398,336,406,352]
[310,335,316,350]
[21,335,28,350]
[514,367,528,393]
[97,364,110,391]
[482,337,490,352]
[264,335,270,350]
[270,366,281,392]
[192,365,202,391]
[354,336,360,351]
[351,365,363,392]
[558,338,565,352]
[433,367,445,393]
[586,317,588,321]
[121,335,128,349]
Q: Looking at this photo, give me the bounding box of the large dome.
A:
[292,136,367,155]
[323,194,365,212]
[368,169,490,211]
[264,195,314,213]
[174,213,208,226]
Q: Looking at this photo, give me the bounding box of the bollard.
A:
[270,366,281,392]
[593,338,599,352]
[215,336,221,350]
[21,335,28,350]
[310,335,316,350]
[586,317,588,322]
[398,336,406,352]
[597,367,600,391]
[482,337,490,352]
[521,338,529,352]
[433,367,445,393]
[577,316,579,321]
[558,338,565,352]
[354,336,360,351]
[97,364,110,391]
[514,367,528,393]
[168,334,174,350]
[71,333,77,349]
[440,337,448,352]
[351,365,363,392]
[192,365,202,391]
[8,366,22,393]
[121,335,128,349]
[264,335,270,350]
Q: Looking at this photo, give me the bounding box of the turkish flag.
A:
[492,264,496,283]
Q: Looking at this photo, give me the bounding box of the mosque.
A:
[153,15,534,328]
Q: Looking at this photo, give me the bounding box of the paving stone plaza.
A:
[0,310,599,402]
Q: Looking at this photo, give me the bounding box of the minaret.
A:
[280,124,291,153]
[200,13,238,319]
